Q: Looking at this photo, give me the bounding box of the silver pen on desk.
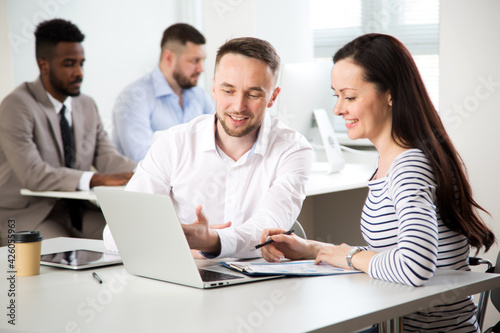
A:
[92,271,103,284]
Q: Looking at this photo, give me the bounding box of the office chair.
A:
[469,250,500,332]
[291,220,306,239]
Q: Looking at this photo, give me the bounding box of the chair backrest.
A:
[292,220,307,240]
[468,251,500,332]
[490,251,500,311]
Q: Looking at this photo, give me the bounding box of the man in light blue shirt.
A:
[112,23,214,162]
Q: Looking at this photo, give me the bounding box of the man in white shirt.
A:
[104,37,314,258]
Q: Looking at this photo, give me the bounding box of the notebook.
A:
[94,187,281,289]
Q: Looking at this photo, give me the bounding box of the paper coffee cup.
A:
[14,231,43,277]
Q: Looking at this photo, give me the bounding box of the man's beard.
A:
[217,112,260,138]
[173,69,198,89]
[49,70,82,97]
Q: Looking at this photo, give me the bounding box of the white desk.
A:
[20,188,98,201]
[305,163,373,196]
[20,163,374,200]
[1,238,499,333]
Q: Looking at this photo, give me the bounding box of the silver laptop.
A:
[94,187,281,289]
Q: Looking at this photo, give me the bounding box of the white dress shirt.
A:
[104,112,313,258]
[46,93,94,190]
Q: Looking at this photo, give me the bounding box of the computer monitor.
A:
[275,60,340,144]
[276,61,345,173]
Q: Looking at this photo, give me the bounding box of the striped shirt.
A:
[362,149,479,332]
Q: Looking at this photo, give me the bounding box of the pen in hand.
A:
[250,229,294,251]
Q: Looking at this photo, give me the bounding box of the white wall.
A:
[202,0,313,94]
[202,0,256,94]
[5,0,179,129]
[440,0,500,328]
[2,0,313,128]
[0,0,14,101]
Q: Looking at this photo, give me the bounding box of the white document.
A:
[222,260,362,276]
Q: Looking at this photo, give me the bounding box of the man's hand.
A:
[182,205,231,255]
[90,172,134,187]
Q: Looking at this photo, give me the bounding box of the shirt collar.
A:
[152,66,175,98]
[152,66,198,102]
[46,92,73,114]
[252,111,271,157]
[200,114,218,152]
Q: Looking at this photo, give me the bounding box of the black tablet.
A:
[40,249,122,270]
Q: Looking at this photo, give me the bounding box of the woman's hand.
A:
[260,228,322,262]
[314,243,352,269]
[314,243,375,272]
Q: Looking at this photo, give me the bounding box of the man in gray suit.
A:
[0,19,137,246]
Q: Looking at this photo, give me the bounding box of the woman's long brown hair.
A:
[334,33,495,252]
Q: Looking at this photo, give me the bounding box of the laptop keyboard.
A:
[199,269,243,282]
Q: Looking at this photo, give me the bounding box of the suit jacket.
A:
[0,77,137,241]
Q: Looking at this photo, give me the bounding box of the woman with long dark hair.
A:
[260,33,495,332]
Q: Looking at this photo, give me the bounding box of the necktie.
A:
[59,105,82,230]
[59,105,75,168]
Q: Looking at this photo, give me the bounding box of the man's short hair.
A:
[35,18,85,60]
[215,37,281,81]
[160,23,206,55]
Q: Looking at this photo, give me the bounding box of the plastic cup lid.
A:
[13,231,43,243]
